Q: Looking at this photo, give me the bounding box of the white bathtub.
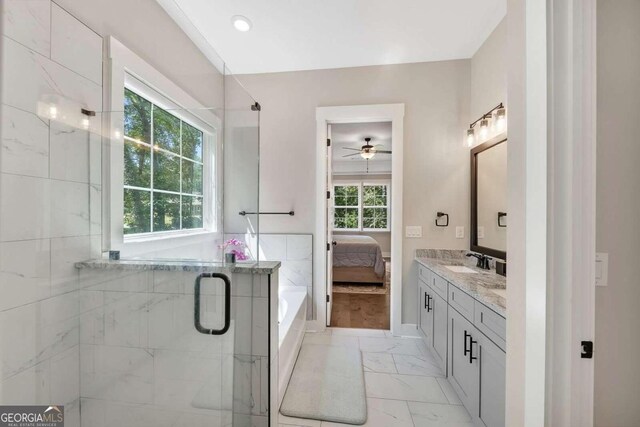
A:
[278,289,307,407]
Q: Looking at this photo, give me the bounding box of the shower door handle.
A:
[194,272,231,335]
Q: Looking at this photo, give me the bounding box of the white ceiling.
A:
[165,0,506,74]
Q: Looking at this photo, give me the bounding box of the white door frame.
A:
[312,104,405,334]
[507,0,596,425]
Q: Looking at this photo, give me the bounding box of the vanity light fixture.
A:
[466,128,476,147]
[479,118,489,140]
[232,15,252,32]
[494,107,507,132]
[465,102,506,146]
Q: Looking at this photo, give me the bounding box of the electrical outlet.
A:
[477,226,485,239]
[405,226,422,238]
[456,226,464,239]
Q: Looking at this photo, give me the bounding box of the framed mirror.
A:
[470,137,507,260]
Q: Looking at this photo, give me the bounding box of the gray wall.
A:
[470,19,507,120]
[238,60,472,324]
[595,1,640,425]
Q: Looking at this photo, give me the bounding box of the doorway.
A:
[328,122,393,329]
[314,104,405,335]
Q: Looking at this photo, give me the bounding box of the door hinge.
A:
[327,243,331,251]
[326,295,330,302]
[327,191,331,199]
[327,138,331,147]
[581,341,593,359]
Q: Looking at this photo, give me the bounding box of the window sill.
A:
[333,229,390,233]
[124,229,217,244]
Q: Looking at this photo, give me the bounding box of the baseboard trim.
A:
[391,323,420,338]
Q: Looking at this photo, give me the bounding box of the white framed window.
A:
[333,180,390,232]
[122,86,210,236]
[107,37,222,254]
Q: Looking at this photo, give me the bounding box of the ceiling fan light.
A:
[360,150,376,160]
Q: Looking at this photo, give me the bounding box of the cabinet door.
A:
[419,282,433,343]
[478,334,506,427]
[448,307,479,413]
[432,292,448,374]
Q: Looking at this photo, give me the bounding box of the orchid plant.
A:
[219,238,249,261]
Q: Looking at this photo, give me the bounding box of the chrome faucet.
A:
[466,252,492,270]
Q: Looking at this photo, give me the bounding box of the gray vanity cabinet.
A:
[431,291,448,373]
[478,332,506,427]
[448,306,480,412]
[419,279,434,341]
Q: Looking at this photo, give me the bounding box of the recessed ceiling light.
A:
[232,15,252,32]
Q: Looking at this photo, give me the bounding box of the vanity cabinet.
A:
[416,261,506,427]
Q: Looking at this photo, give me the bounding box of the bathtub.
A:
[278,288,307,407]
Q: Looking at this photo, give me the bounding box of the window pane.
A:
[153,192,180,231]
[182,196,203,229]
[334,207,359,229]
[335,185,358,207]
[153,106,180,153]
[182,160,203,195]
[124,141,151,188]
[363,185,387,207]
[153,151,180,192]
[182,122,203,162]
[123,189,151,234]
[124,89,151,143]
[363,207,388,229]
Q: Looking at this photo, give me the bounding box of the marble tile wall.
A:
[0,1,103,425]
[226,233,313,319]
[77,269,274,427]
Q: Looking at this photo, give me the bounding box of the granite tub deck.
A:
[75,258,281,274]
[415,254,506,316]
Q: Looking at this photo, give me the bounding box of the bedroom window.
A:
[123,87,206,235]
[333,182,390,231]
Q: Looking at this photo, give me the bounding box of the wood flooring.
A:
[329,293,390,329]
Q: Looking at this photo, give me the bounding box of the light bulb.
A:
[48,105,58,119]
[466,128,475,147]
[232,15,252,32]
[479,118,489,140]
[360,147,376,160]
[81,117,90,130]
[495,108,506,132]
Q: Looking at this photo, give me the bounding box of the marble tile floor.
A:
[279,328,473,427]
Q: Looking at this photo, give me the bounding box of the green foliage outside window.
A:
[123,88,205,235]
[333,183,389,230]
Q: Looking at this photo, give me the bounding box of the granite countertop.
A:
[415,251,506,317]
[75,258,281,274]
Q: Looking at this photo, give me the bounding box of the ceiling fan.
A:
[342,137,392,159]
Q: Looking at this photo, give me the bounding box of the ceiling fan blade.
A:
[376,150,392,154]
[342,147,362,151]
[342,153,361,158]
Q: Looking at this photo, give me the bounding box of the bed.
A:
[332,235,386,285]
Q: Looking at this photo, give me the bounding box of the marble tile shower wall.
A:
[77,269,272,427]
[0,1,102,425]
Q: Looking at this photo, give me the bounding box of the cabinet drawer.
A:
[418,264,432,283]
[448,285,475,322]
[474,302,506,351]
[431,273,448,300]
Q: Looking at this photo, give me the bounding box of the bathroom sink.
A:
[445,265,478,274]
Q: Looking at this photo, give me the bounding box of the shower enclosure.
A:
[0,1,274,425]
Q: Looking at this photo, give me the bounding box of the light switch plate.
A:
[477,226,485,239]
[595,253,608,287]
[456,226,464,239]
[405,226,422,238]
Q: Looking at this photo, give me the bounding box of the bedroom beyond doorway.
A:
[328,122,393,330]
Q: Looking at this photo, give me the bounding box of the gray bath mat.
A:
[280,344,367,425]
